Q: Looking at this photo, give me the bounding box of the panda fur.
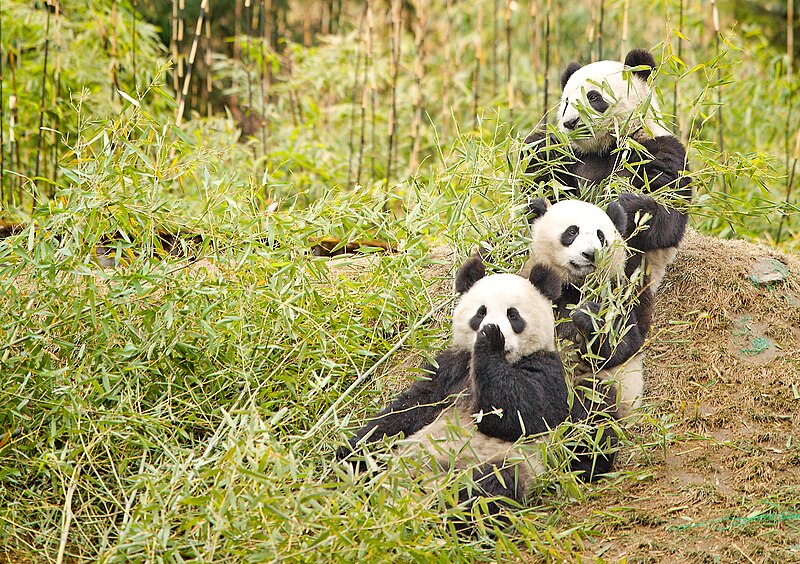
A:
[522,198,650,418]
[338,257,617,513]
[522,48,692,291]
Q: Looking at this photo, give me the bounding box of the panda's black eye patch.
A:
[586,90,609,113]
[561,225,580,246]
[597,230,606,245]
[469,305,487,331]
[507,307,526,334]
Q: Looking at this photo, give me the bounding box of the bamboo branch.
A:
[175,0,209,127]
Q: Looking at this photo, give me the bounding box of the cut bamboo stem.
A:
[175,0,209,127]
[34,0,53,210]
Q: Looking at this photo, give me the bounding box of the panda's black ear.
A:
[527,198,549,224]
[455,256,486,294]
[624,48,656,81]
[560,62,582,90]
[606,201,629,236]
[529,264,562,302]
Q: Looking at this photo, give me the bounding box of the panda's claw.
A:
[475,324,505,352]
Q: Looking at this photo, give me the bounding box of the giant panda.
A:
[522,48,692,291]
[337,257,617,513]
[522,198,649,418]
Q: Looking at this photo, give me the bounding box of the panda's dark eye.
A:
[469,305,487,331]
[561,225,580,246]
[507,307,526,334]
[587,91,600,101]
[597,230,606,245]
[585,90,609,113]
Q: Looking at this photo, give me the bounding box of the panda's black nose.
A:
[563,117,580,130]
[581,250,595,263]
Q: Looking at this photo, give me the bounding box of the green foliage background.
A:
[0,0,798,561]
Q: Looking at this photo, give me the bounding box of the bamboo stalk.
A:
[492,0,499,96]
[672,0,684,135]
[543,0,551,120]
[346,4,367,188]
[171,0,179,92]
[473,3,483,126]
[111,0,119,100]
[710,0,725,158]
[386,0,402,184]
[132,0,137,86]
[50,0,62,192]
[356,0,372,187]
[0,0,5,203]
[598,0,604,60]
[205,7,212,118]
[505,0,513,119]
[175,0,209,127]
[620,0,630,60]
[789,0,794,84]
[410,0,428,170]
[34,0,53,210]
[777,0,797,244]
[529,0,539,86]
[442,0,452,140]
[9,44,20,202]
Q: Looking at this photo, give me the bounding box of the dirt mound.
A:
[565,229,800,562]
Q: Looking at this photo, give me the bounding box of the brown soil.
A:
[558,230,800,563]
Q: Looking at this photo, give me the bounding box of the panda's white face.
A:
[529,200,626,285]
[452,273,556,363]
[559,60,668,154]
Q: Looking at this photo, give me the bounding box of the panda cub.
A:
[523,48,692,290]
[338,257,615,511]
[523,198,649,417]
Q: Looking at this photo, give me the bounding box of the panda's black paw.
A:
[618,192,657,216]
[475,324,505,353]
[572,302,601,333]
[335,442,371,473]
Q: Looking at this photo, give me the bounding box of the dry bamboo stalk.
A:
[50,0,62,190]
[505,0,512,118]
[473,3,483,125]
[132,0,137,84]
[620,0,629,60]
[171,0,179,92]
[442,0,452,140]
[346,4,367,188]
[543,0,551,120]
[598,0,604,60]
[9,45,20,200]
[410,0,428,169]
[34,0,53,209]
[258,0,267,143]
[386,0,402,183]
[111,0,119,99]
[304,7,311,47]
[178,0,185,81]
[710,0,724,157]
[673,0,684,135]
[175,0,209,127]
[0,0,5,202]
[356,0,372,187]
[245,0,255,138]
[789,0,794,83]
[205,9,212,118]
[492,0,499,96]
[529,0,539,80]
[234,0,242,62]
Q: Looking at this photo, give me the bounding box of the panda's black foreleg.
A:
[469,325,566,442]
[617,192,688,252]
[571,302,645,369]
[521,132,581,192]
[457,463,523,516]
[337,351,473,463]
[566,381,619,481]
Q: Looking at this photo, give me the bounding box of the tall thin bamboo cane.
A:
[598,0,604,60]
[505,0,512,120]
[620,0,630,60]
[473,3,483,126]
[34,0,53,210]
[442,0,451,140]
[175,0,209,127]
[673,0,684,135]
[386,0,402,184]
[543,0,551,120]
[356,0,372,187]
[777,0,797,244]
[0,0,5,203]
[710,0,725,158]
[410,0,428,169]
[346,4,367,188]
[132,0,137,87]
